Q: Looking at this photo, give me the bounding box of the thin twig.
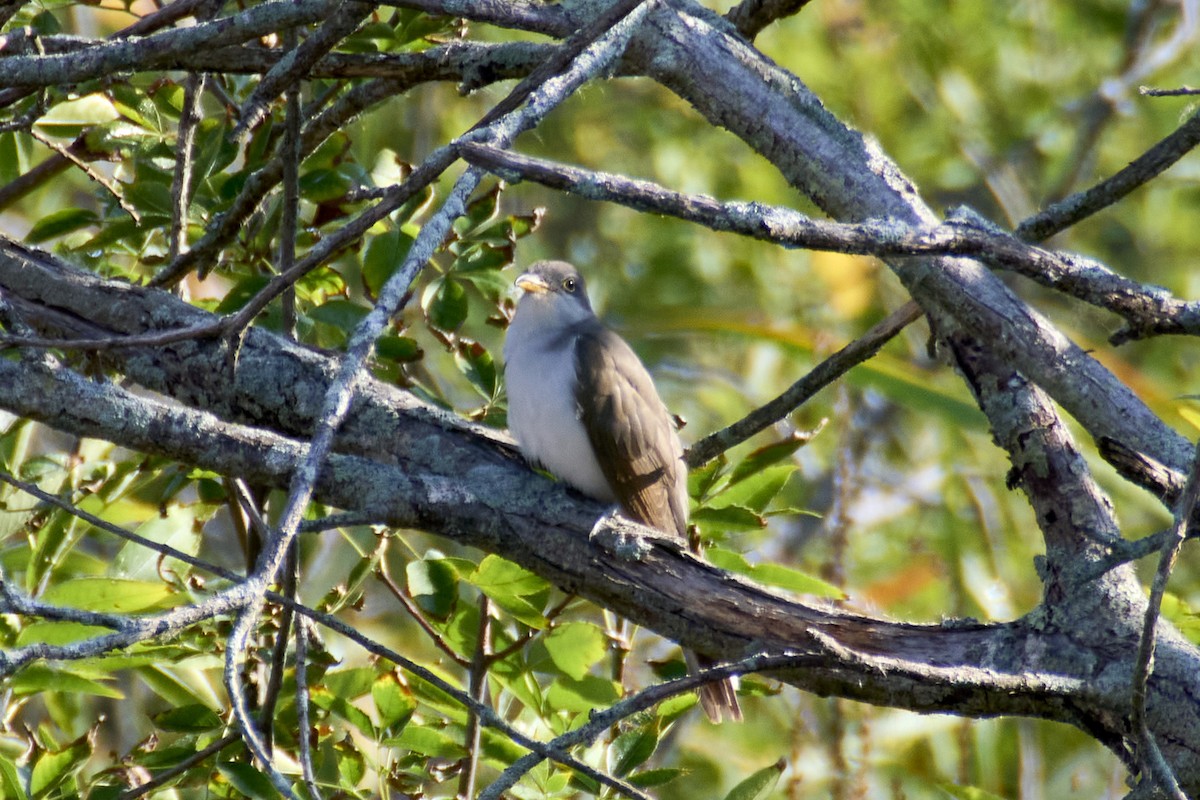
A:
[1141,85,1200,96]
[167,65,208,264]
[295,616,320,798]
[1130,440,1200,800]
[459,595,492,800]
[218,5,660,793]
[27,128,138,222]
[118,733,241,799]
[0,466,656,800]
[1015,107,1200,242]
[279,26,303,338]
[234,1,375,137]
[378,550,472,667]
[686,301,922,466]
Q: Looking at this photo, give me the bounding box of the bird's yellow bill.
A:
[515,273,550,293]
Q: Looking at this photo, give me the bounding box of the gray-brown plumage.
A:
[504,260,742,723]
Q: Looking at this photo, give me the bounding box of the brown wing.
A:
[574,325,688,537]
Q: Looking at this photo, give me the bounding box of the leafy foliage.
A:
[0,0,1197,798]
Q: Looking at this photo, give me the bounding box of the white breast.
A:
[504,303,616,503]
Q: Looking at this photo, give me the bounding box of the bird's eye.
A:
[561,277,577,292]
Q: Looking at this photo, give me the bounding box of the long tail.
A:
[686,650,743,723]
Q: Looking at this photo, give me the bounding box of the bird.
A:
[503,259,742,723]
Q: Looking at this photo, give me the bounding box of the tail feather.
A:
[685,649,742,723]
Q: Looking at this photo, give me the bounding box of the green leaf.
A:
[544,675,619,714]
[423,277,469,332]
[214,274,270,314]
[707,548,845,599]
[377,335,422,363]
[8,664,123,699]
[26,208,99,243]
[452,242,510,273]
[692,504,766,532]
[723,759,785,800]
[457,266,512,304]
[299,167,352,203]
[688,453,727,501]
[628,767,684,788]
[0,133,23,185]
[468,555,550,628]
[454,183,501,235]
[29,732,91,797]
[36,93,119,136]
[710,464,795,513]
[112,504,200,581]
[544,622,608,681]
[309,299,369,333]
[454,340,499,400]
[152,703,223,732]
[372,672,417,730]
[610,722,659,777]
[728,433,810,485]
[938,784,1010,800]
[15,621,110,646]
[406,556,458,619]
[0,755,28,800]
[41,577,180,613]
[384,724,466,758]
[217,761,281,800]
[362,229,415,299]
[312,686,376,736]
[322,667,376,699]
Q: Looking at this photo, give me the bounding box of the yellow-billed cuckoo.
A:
[504,260,742,723]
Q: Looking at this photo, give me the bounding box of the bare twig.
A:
[459,595,492,800]
[1015,105,1200,242]
[1130,440,1200,800]
[168,72,207,264]
[279,26,303,338]
[724,0,813,41]
[0,0,344,88]
[118,734,241,799]
[234,1,375,137]
[27,128,138,222]
[1140,85,1200,96]
[378,549,472,667]
[686,301,922,467]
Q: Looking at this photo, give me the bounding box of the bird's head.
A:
[513,260,595,324]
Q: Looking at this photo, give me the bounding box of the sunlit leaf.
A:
[0,756,27,800]
[709,464,795,513]
[384,724,467,758]
[544,622,608,681]
[372,672,417,730]
[544,675,620,714]
[468,555,551,627]
[8,664,123,699]
[153,703,223,732]
[41,577,180,613]
[26,208,99,243]
[728,433,810,485]
[217,761,281,800]
[723,758,784,800]
[708,548,844,599]
[610,722,659,777]
[406,556,458,619]
[31,743,88,797]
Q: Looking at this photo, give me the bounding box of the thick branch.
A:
[1,244,1199,785]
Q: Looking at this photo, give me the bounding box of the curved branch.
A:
[1,245,1199,786]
